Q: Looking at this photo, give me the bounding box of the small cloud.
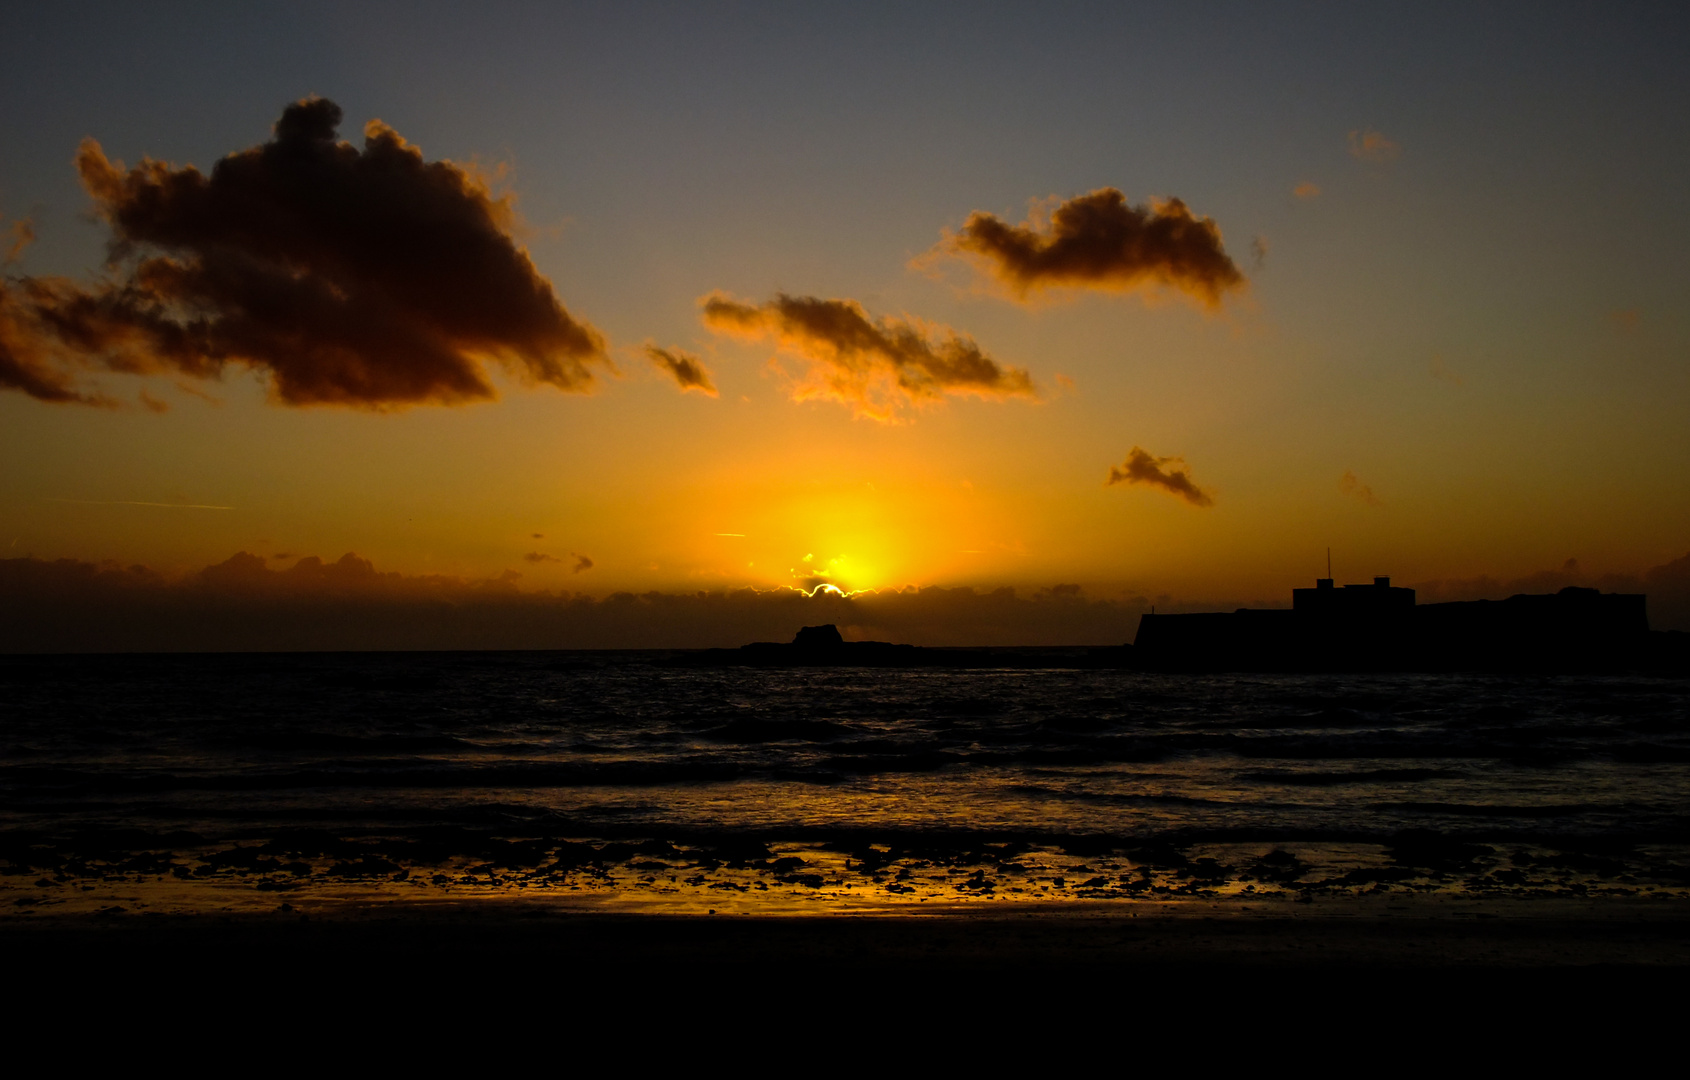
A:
[271,552,293,561]
[531,533,545,539]
[1608,308,1641,334]
[1339,469,1382,507]
[1348,129,1401,163]
[645,344,718,396]
[1053,373,1075,393]
[1106,447,1214,507]
[138,389,170,413]
[918,187,1245,308]
[1429,353,1464,386]
[1250,236,1268,271]
[1292,181,1321,199]
[571,553,594,573]
[701,291,1035,422]
[523,552,562,564]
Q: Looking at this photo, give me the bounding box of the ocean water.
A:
[3,652,1688,916]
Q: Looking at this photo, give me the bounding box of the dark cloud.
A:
[644,345,717,396]
[1106,447,1214,507]
[1408,554,1690,632]
[701,291,1035,421]
[572,553,594,574]
[17,547,1690,651]
[524,552,562,564]
[0,285,108,402]
[924,188,1245,307]
[1412,559,1582,605]
[0,551,1149,650]
[0,97,606,408]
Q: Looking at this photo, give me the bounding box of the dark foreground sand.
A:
[8,904,1689,1046]
[18,907,1686,967]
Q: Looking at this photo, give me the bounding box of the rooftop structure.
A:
[1134,576,1650,672]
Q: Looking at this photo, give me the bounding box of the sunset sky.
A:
[4,2,1690,643]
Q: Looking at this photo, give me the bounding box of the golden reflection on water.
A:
[8,838,1687,921]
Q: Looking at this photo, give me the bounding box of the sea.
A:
[4,651,1689,917]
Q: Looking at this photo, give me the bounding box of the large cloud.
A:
[701,291,1035,421]
[0,97,606,408]
[1107,447,1214,507]
[923,188,1245,307]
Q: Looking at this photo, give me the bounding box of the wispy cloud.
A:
[1,215,33,265]
[1348,129,1401,163]
[1339,469,1382,507]
[1292,181,1321,199]
[645,344,718,396]
[701,291,1035,421]
[1250,236,1268,271]
[571,553,594,573]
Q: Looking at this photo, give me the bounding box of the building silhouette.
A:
[1134,576,1652,672]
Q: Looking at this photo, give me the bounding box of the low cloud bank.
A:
[0,552,1147,651]
[0,97,606,408]
[9,549,1690,652]
[1410,555,1690,629]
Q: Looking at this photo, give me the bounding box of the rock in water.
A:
[792,624,844,648]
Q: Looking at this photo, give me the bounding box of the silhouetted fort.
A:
[1134,576,1659,672]
[687,578,1680,672]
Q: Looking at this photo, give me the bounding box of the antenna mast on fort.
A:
[1326,547,1332,579]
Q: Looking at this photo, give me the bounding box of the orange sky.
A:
[4,5,1690,642]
